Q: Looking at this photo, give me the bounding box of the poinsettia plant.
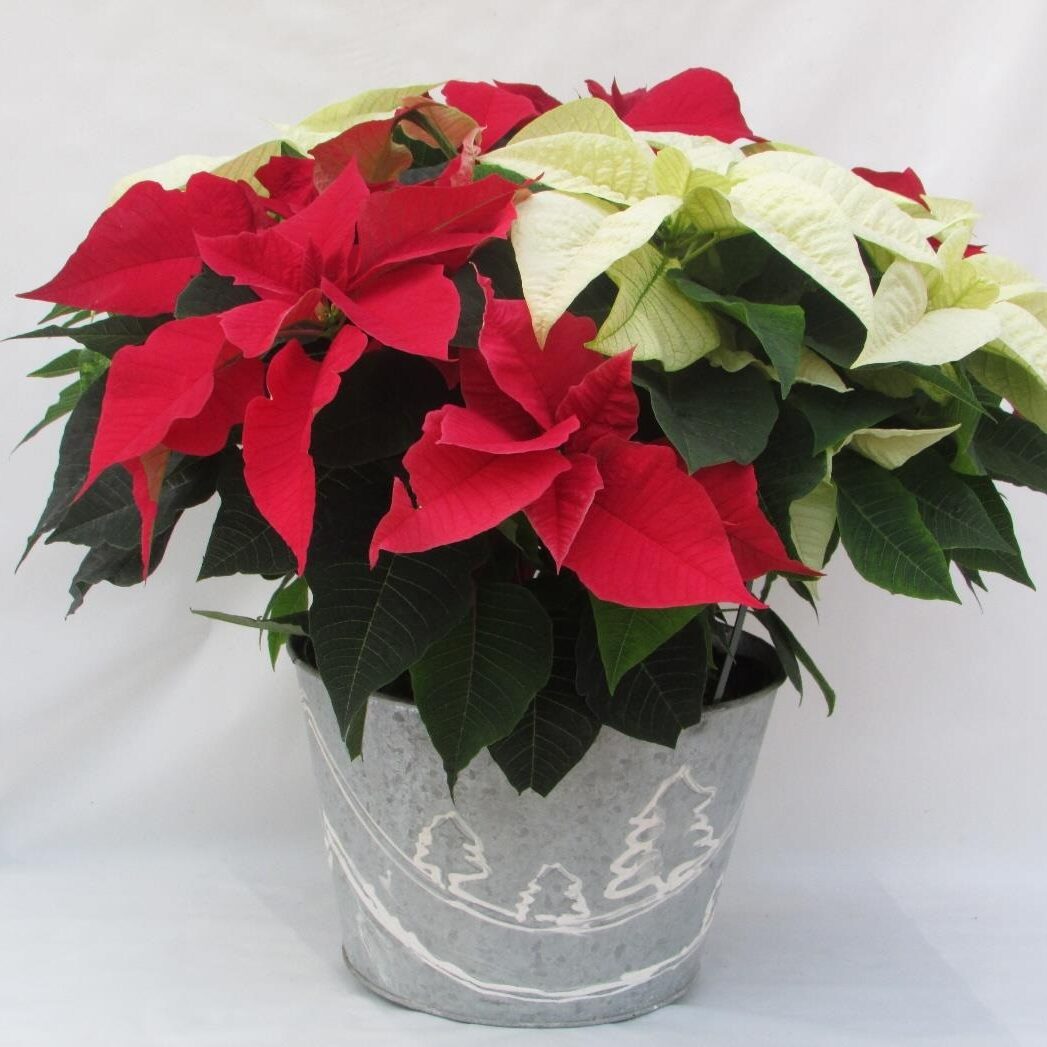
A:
[13,69,1047,795]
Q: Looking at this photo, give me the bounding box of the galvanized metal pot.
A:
[293,635,783,1027]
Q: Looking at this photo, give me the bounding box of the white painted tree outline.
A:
[514,863,592,926]
[411,811,493,895]
[603,765,718,902]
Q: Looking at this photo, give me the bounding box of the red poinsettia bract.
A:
[370,281,811,608]
[585,68,757,142]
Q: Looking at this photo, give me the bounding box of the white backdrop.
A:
[1,2,1045,1044]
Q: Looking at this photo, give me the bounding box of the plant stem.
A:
[711,584,753,704]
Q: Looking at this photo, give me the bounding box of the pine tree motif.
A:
[411,811,492,895]
[514,863,592,925]
[603,765,718,902]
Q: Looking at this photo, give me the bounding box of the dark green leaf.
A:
[307,548,474,759]
[451,266,486,348]
[21,376,106,564]
[67,528,174,615]
[789,385,897,453]
[800,289,866,368]
[175,267,258,319]
[754,608,835,712]
[310,349,449,468]
[577,610,710,748]
[488,588,600,796]
[635,360,778,471]
[834,451,959,602]
[590,595,700,692]
[49,455,219,550]
[895,362,988,415]
[199,452,295,579]
[895,452,1011,553]
[411,582,553,792]
[753,405,827,543]
[948,475,1035,589]
[9,314,167,357]
[972,412,1047,494]
[669,273,806,396]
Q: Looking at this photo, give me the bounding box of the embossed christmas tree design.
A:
[604,766,718,901]
[411,811,492,895]
[514,863,592,926]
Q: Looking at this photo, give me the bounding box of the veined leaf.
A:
[508,97,633,142]
[589,244,720,370]
[733,151,938,265]
[9,314,167,357]
[484,132,657,204]
[753,607,835,712]
[948,475,1035,588]
[973,412,1047,493]
[789,385,896,453]
[488,588,600,797]
[833,451,959,602]
[411,582,553,793]
[843,425,959,470]
[670,273,805,394]
[789,479,837,574]
[199,453,295,580]
[636,359,778,470]
[307,549,474,759]
[511,192,680,345]
[590,595,700,692]
[853,260,1000,368]
[967,350,1047,431]
[642,131,744,175]
[728,171,874,326]
[895,452,1011,552]
[577,612,710,748]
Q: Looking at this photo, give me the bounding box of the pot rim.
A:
[290,629,785,717]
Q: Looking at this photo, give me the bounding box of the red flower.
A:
[370,282,810,607]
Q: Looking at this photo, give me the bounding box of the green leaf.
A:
[895,361,988,415]
[636,360,779,471]
[9,314,167,357]
[21,376,106,564]
[199,453,295,579]
[972,412,1047,494]
[67,529,174,615]
[411,582,553,793]
[669,273,806,395]
[488,588,600,797]
[263,576,309,667]
[27,350,92,378]
[754,405,828,544]
[789,385,897,453]
[894,453,1011,552]
[310,348,449,468]
[833,451,959,602]
[190,609,307,636]
[175,268,258,319]
[590,595,700,692]
[307,549,474,759]
[753,608,835,712]
[18,378,91,446]
[588,244,720,370]
[948,476,1035,589]
[577,612,710,748]
[48,455,219,551]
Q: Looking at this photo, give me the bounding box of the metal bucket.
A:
[294,634,782,1027]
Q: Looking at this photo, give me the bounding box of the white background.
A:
[2,2,1046,1044]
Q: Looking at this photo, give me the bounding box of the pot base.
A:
[340,946,698,1028]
